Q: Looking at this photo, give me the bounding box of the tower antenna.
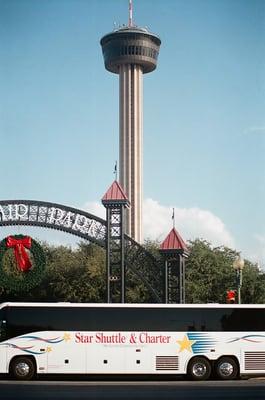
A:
[129,0,133,27]
[114,160,118,180]
[172,208,175,229]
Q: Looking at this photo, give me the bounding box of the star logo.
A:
[46,346,52,353]
[63,333,71,342]
[176,335,196,353]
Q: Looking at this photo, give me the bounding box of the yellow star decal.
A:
[46,346,52,353]
[63,333,71,342]
[176,335,196,353]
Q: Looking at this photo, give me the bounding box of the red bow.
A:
[6,236,32,272]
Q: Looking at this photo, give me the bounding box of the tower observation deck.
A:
[100,25,161,243]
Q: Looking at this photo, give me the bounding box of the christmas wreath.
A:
[0,235,46,291]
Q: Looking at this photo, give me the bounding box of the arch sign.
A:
[0,200,163,302]
[0,200,106,247]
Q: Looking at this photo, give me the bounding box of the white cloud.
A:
[143,198,235,247]
[247,126,265,135]
[83,201,105,219]
[249,234,265,268]
[83,198,235,248]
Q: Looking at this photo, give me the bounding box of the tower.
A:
[160,228,189,304]
[102,180,130,303]
[100,1,161,243]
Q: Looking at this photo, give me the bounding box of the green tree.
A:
[240,260,265,303]
[0,242,106,303]
[186,239,265,304]
[0,237,264,304]
[43,242,106,302]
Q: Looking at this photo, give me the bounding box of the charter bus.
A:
[0,302,265,381]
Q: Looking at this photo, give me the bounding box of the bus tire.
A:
[215,356,238,380]
[187,357,211,381]
[10,356,36,380]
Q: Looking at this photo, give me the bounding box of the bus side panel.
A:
[46,332,86,374]
[241,339,265,374]
[86,332,183,375]
[125,346,152,374]
[5,333,48,374]
[4,331,85,375]
[86,344,126,373]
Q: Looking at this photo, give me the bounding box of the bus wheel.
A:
[215,357,238,380]
[188,357,211,381]
[10,357,36,380]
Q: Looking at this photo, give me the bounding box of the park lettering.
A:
[0,203,97,236]
[0,204,28,221]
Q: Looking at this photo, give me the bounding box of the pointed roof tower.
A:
[102,180,130,303]
[160,227,189,255]
[102,180,130,207]
[160,227,189,303]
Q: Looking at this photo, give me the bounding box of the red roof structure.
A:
[160,228,188,253]
[102,180,130,206]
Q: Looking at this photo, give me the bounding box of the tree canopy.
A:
[0,238,264,304]
[185,239,265,304]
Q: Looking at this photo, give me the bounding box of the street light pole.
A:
[233,256,244,304]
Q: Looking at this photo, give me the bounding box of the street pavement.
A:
[0,379,265,400]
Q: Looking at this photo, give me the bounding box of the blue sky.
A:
[1,0,265,267]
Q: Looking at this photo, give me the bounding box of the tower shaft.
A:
[119,64,143,242]
[100,25,161,243]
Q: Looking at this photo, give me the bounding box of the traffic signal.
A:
[226,290,236,304]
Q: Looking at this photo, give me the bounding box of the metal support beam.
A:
[162,254,187,304]
[105,205,126,303]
